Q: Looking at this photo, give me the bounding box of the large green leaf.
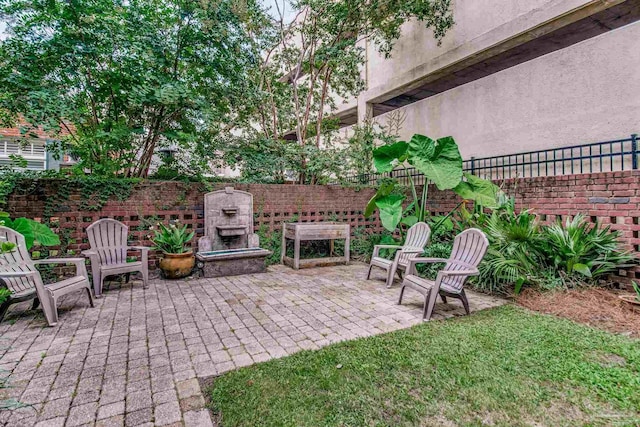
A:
[4,218,60,249]
[407,134,463,190]
[573,263,592,278]
[375,194,405,232]
[453,173,501,208]
[401,215,418,227]
[28,220,61,247]
[5,217,35,248]
[364,180,395,218]
[373,141,408,173]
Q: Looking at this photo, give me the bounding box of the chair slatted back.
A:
[87,219,129,265]
[442,228,489,291]
[397,222,431,266]
[0,226,38,293]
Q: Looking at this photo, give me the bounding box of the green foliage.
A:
[223,0,453,184]
[0,241,16,254]
[76,177,137,211]
[407,135,462,190]
[376,194,404,232]
[470,199,634,295]
[1,217,60,249]
[542,214,634,279]
[372,141,409,173]
[343,114,403,181]
[453,173,501,208]
[367,134,500,232]
[348,227,398,262]
[416,241,453,279]
[0,0,269,177]
[150,222,194,254]
[255,225,284,266]
[0,287,11,305]
[0,210,59,249]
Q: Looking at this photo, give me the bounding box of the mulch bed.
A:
[517,288,640,338]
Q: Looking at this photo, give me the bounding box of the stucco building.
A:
[334,0,640,168]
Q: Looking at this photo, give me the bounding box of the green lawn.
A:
[206,306,640,427]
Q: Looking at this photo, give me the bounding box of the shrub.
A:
[150,222,194,254]
[541,214,634,280]
[470,209,634,295]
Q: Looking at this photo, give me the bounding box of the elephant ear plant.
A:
[365,134,501,232]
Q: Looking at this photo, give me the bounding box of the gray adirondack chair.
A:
[367,222,431,288]
[398,228,489,321]
[0,226,94,326]
[83,219,149,297]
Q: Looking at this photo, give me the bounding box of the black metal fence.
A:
[336,134,639,186]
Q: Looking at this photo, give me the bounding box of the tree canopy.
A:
[230,0,454,183]
[0,0,269,177]
[0,0,454,181]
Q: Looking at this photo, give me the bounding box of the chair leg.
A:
[85,287,95,308]
[93,271,103,298]
[397,269,403,280]
[0,299,12,324]
[98,275,107,298]
[422,292,430,320]
[424,287,439,321]
[385,265,397,288]
[31,297,40,310]
[141,267,149,289]
[460,289,470,315]
[440,293,448,303]
[40,293,58,327]
[366,264,373,280]
[397,285,406,305]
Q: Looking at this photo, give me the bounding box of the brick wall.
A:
[5,171,640,281]
[422,170,640,285]
[5,180,379,269]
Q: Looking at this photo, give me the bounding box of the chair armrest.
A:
[127,246,149,265]
[0,270,38,279]
[81,250,98,258]
[406,257,449,275]
[440,268,479,277]
[33,258,89,279]
[372,245,402,258]
[33,258,86,265]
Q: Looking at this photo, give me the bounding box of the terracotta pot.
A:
[159,252,195,279]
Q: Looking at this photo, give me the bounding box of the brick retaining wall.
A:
[5,180,379,269]
[5,171,640,282]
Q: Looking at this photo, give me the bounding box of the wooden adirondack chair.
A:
[0,226,94,326]
[398,228,489,321]
[367,222,431,288]
[83,219,149,297]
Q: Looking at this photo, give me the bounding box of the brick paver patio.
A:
[0,264,505,426]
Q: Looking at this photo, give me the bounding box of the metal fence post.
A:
[632,134,638,170]
[470,157,476,175]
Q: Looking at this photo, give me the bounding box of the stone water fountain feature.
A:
[196,187,271,277]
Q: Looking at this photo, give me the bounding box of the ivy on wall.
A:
[1,174,139,217]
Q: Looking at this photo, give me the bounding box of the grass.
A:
[206,306,640,427]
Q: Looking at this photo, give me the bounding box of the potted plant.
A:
[151,221,195,279]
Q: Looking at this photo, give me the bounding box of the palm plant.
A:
[474,207,542,294]
[541,214,634,279]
